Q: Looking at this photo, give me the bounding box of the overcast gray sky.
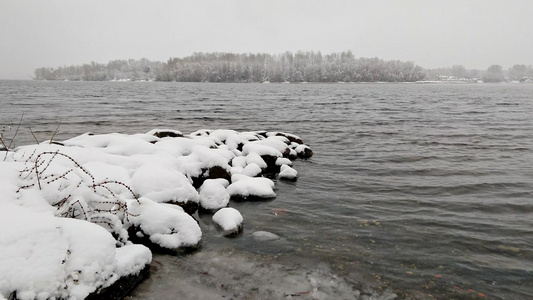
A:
[1,0,532,79]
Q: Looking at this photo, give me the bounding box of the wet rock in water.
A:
[273,132,304,145]
[252,231,281,241]
[295,144,314,159]
[212,207,244,236]
[278,164,298,181]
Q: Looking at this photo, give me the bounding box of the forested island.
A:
[33,51,533,83]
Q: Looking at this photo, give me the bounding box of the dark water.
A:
[1,80,533,299]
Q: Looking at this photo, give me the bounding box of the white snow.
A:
[0,201,151,300]
[199,179,230,210]
[227,176,276,199]
[231,156,247,169]
[242,142,283,157]
[245,152,268,169]
[131,164,199,204]
[275,157,292,166]
[212,207,243,234]
[241,162,262,177]
[127,198,202,249]
[0,128,312,299]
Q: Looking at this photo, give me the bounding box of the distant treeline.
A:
[34,51,425,82]
[33,51,533,83]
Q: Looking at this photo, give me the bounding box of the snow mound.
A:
[128,198,202,250]
[131,163,199,209]
[0,201,151,300]
[199,179,230,211]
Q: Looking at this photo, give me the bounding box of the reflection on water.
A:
[2,81,533,299]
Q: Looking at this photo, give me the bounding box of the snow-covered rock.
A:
[279,164,298,181]
[131,163,199,213]
[212,207,243,236]
[227,176,276,200]
[199,179,230,211]
[147,128,183,138]
[241,162,262,177]
[295,144,313,159]
[127,198,202,251]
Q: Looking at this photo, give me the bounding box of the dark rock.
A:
[297,146,314,159]
[208,166,231,181]
[256,131,268,138]
[191,166,231,188]
[217,224,243,237]
[260,155,281,174]
[165,200,199,215]
[276,132,303,144]
[85,264,150,300]
[281,147,291,158]
[152,130,183,138]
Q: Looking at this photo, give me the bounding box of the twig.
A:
[49,119,62,144]
[34,151,95,190]
[93,180,140,204]
[2,113,24,161]
[7,113,24,150]
[0,136,7,151]
[28,126,40,144]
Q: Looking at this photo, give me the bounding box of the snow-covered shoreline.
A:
[0,129,312,299]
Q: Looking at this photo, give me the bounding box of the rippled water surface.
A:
[1,81,533,299]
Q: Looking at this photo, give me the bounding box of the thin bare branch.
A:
[49,119,62,144]
[28,126,40,144]
[7,113,24,150]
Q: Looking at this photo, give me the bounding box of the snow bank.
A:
[0,128,312,299]
[0,201,151,300]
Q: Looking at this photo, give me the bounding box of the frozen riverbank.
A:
[0,128,314,299]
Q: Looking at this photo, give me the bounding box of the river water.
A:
[1,81,532,299]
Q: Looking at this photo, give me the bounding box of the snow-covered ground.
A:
[0,129,312,299]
